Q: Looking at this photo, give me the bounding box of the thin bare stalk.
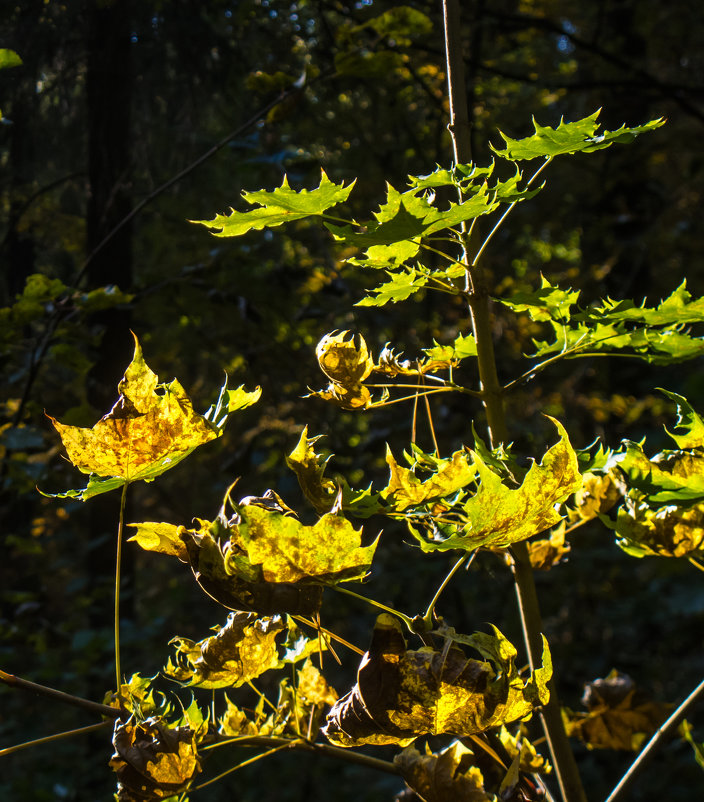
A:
[332,586,415,630]
[604,676,704,802]
[422,551,476,627]
[442,2,586,800]
[115,481,129,690]
[0,669,119,719]
[0,721,112,758]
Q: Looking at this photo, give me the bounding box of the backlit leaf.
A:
[234,505,377,584]
[218,696,260,737]
[661,390,704,449]
[610,498,704,558]
[165,612,284,689]
[316,331,374,384]
[323,615,551,747]
[181,522,323,615]
[381,446,477,512]
[356,268,429,307]
[127,522,188,562]
[46,335,258,500]
[416,419,581,551]
[285,427,337,514]
[527,523,570,571]
[191,170,354,237]
[492,110,664,161]
[0,49,22,69]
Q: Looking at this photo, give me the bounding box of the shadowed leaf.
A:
[562,671,668,750]
[110,717,201,800]
[323,615,551,747]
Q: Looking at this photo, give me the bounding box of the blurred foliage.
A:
[2,1,704,800]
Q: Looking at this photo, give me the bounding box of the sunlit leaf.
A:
[127,522,189,562]
[110,716,201,800]
[497,725,551,774]
[181,522,323,615]
[165,612,284,689]
[610,497,704,558]
[323,615,551,747]
[661,390,704,450]
[568,471,620,524]
[285,427,337,513]
[680,720,704,772]
[218,696,260,737]
[416,419,581,551]
[46,335,258,500]
[356,267,429,307]
[562,671,668,750]
[191,170,354,237]
[0,49,22,69]
[612,440,704,505]
[499,275,579,322]
[381,446,477,512]
[234,505,378,584]
[316,331,374,385]
[491,110,664,161]
[297,658,338,709]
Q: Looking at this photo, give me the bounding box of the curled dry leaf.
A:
[285,426,338,513]
[165,611,285,689]
[569,471,620,523]
[317,330,374,385]
[110,716,201,801]
[323,615,551,748]
[562,670,669,750]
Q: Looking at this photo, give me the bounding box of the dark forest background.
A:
[2,1,704,799]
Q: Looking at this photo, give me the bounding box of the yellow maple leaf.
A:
[46,335,260,499]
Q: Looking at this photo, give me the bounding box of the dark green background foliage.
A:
[2,1,704,799]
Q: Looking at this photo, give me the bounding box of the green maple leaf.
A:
[416,418,581,551]
[0,49,22,70]
[356,268,429,307]
[191,170,354,237]
[661,390,704,449]
[45,335,260,500]
[492,110,665,161]
[612,440,704,505]
[499,276,580,322]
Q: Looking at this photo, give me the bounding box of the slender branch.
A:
[472,156,552,268]
[442,3,586,801]
[332,586,415,630]
[115,481,129,690]
[291,615,364,656]
[604,677,704,802]
[0,721,112,758]
[423,551,476,626]
[195,742,292,790]
[0,669,119,719]
[200,735,400,777]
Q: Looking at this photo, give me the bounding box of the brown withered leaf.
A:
[562,670,668,750]
[394,741,494,802]
[527,523,570,571]
[323,615,551,748]
[165,612,284,689]
[110,716,201,801]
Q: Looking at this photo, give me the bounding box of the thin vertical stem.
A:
[114,481,129,690]
[441,2,586,801]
